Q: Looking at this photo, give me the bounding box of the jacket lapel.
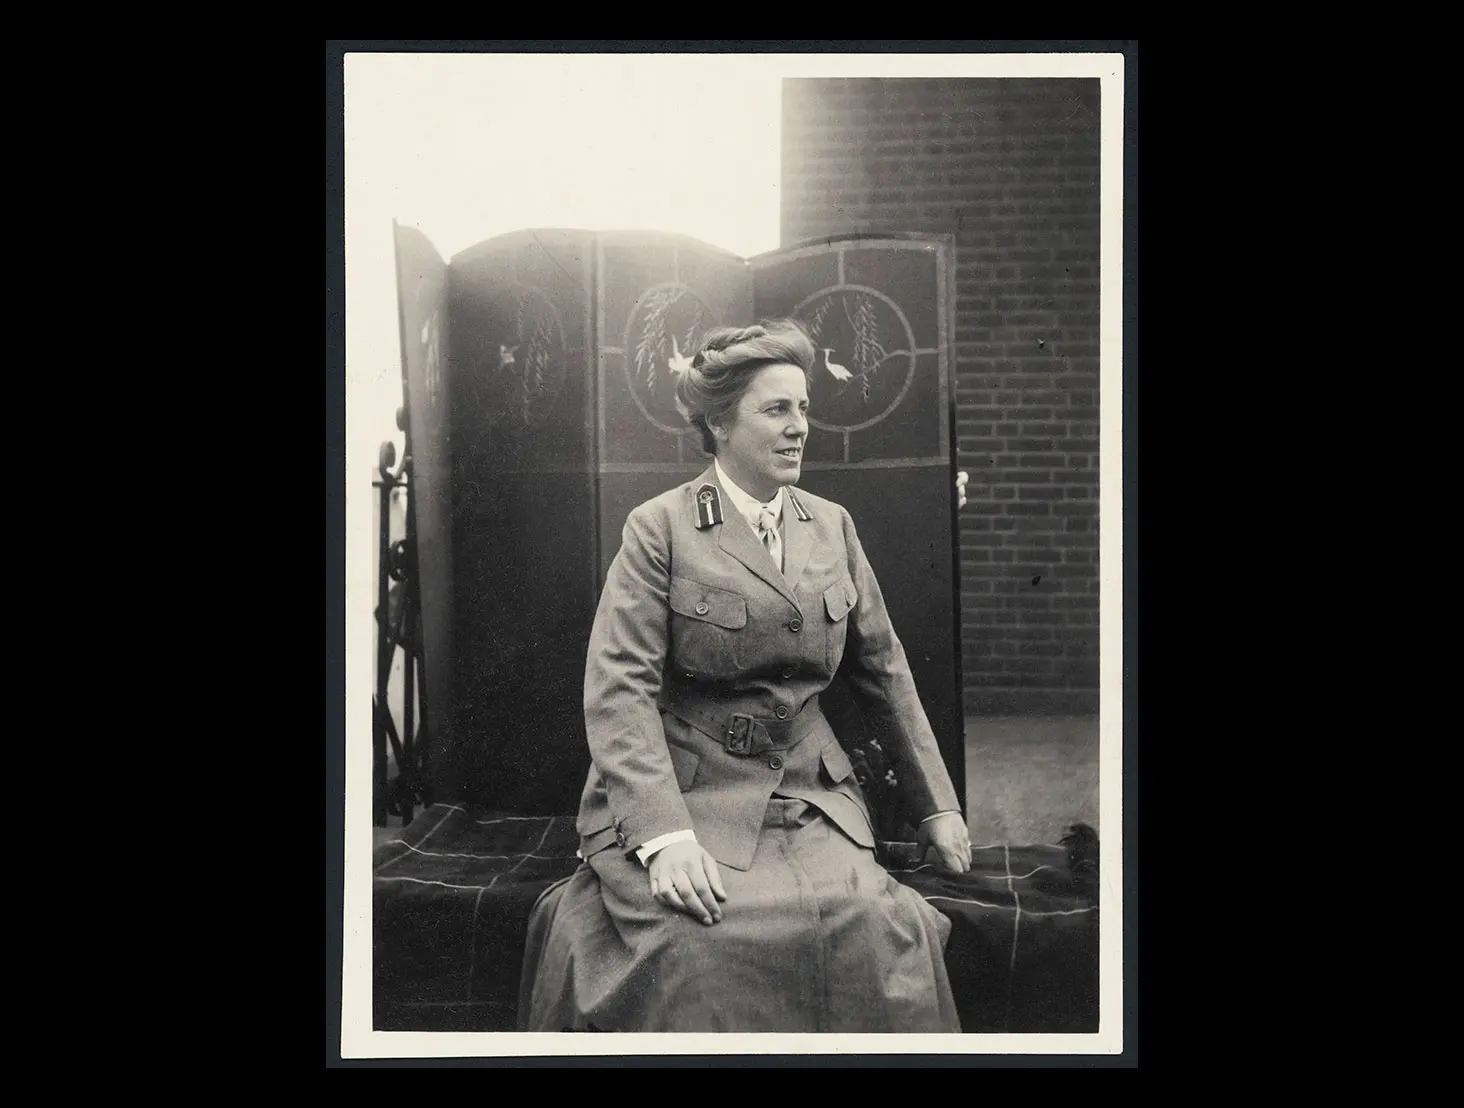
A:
[781,496,816,592]
[692,466,803,611]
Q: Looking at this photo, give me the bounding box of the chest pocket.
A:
[668,576,747,678]
[822,575,858,673]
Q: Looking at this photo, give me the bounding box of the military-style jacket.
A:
[576,464,960,872]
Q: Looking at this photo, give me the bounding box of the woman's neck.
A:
[717,458,779,503]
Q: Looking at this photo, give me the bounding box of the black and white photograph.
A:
[335,46,1128,1060]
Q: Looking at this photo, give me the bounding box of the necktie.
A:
[755,505,782,573]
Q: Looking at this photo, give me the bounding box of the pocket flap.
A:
[668,744,700,791]
[823,577,857,623]
[821,742,855,784]
[669,576,747,629]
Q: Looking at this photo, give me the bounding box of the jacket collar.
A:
[690,464,815,607]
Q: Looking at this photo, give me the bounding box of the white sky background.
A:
[345,54,783,462]
[347,54,784,260]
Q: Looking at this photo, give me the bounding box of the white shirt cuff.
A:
[920,810,961,825]
[635,828,697,865]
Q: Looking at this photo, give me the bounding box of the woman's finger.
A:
[949,837,971,872]
[661,879,689,913]
[686,865,722,923]
[939,846,969,874]
[672,869,715,925]
[703,855,728,903]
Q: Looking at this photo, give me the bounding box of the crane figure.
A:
[668,334,694,377]
[821,348,853,382]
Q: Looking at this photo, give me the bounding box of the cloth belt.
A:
[662,696,823,757]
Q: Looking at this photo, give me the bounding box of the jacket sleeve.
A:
[582,503,695,856]
[838,507,963,820]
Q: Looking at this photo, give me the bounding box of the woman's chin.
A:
[771,456,802,480]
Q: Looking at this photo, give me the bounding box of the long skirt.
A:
[522,798,962,1033]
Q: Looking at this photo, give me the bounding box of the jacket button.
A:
[775,705,789,719]
[788,618,802,632]
[694,602,709,615]
[781,668,793,679]
[768,755,783,770]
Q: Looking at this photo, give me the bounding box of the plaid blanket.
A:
[373,804,1099,1034]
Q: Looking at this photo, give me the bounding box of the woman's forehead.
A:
[743,363,808,404]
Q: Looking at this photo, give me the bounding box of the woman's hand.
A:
[648,840,728,925]
[919,812,972,874]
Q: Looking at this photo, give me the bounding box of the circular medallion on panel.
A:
[792,287,918,433]
[623,283,718,435]
[482,284,567,429]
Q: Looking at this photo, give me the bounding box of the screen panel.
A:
[750,235,964,815]
[444,230,598,813]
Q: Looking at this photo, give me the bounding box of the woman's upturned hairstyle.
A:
[673,319,817,456]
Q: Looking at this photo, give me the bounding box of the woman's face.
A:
[713,363,809,502]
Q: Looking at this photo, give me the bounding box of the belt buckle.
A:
[726,714,755,756]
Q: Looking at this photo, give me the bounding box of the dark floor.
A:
[374,714,1099,852]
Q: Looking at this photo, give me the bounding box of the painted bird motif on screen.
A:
[820,347,853,382]
[668,334,694,377]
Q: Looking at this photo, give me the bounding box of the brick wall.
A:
[781,78,1101,715]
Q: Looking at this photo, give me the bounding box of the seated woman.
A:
[524,320,972,1033]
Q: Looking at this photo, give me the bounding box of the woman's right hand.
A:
[648,840,728,925]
